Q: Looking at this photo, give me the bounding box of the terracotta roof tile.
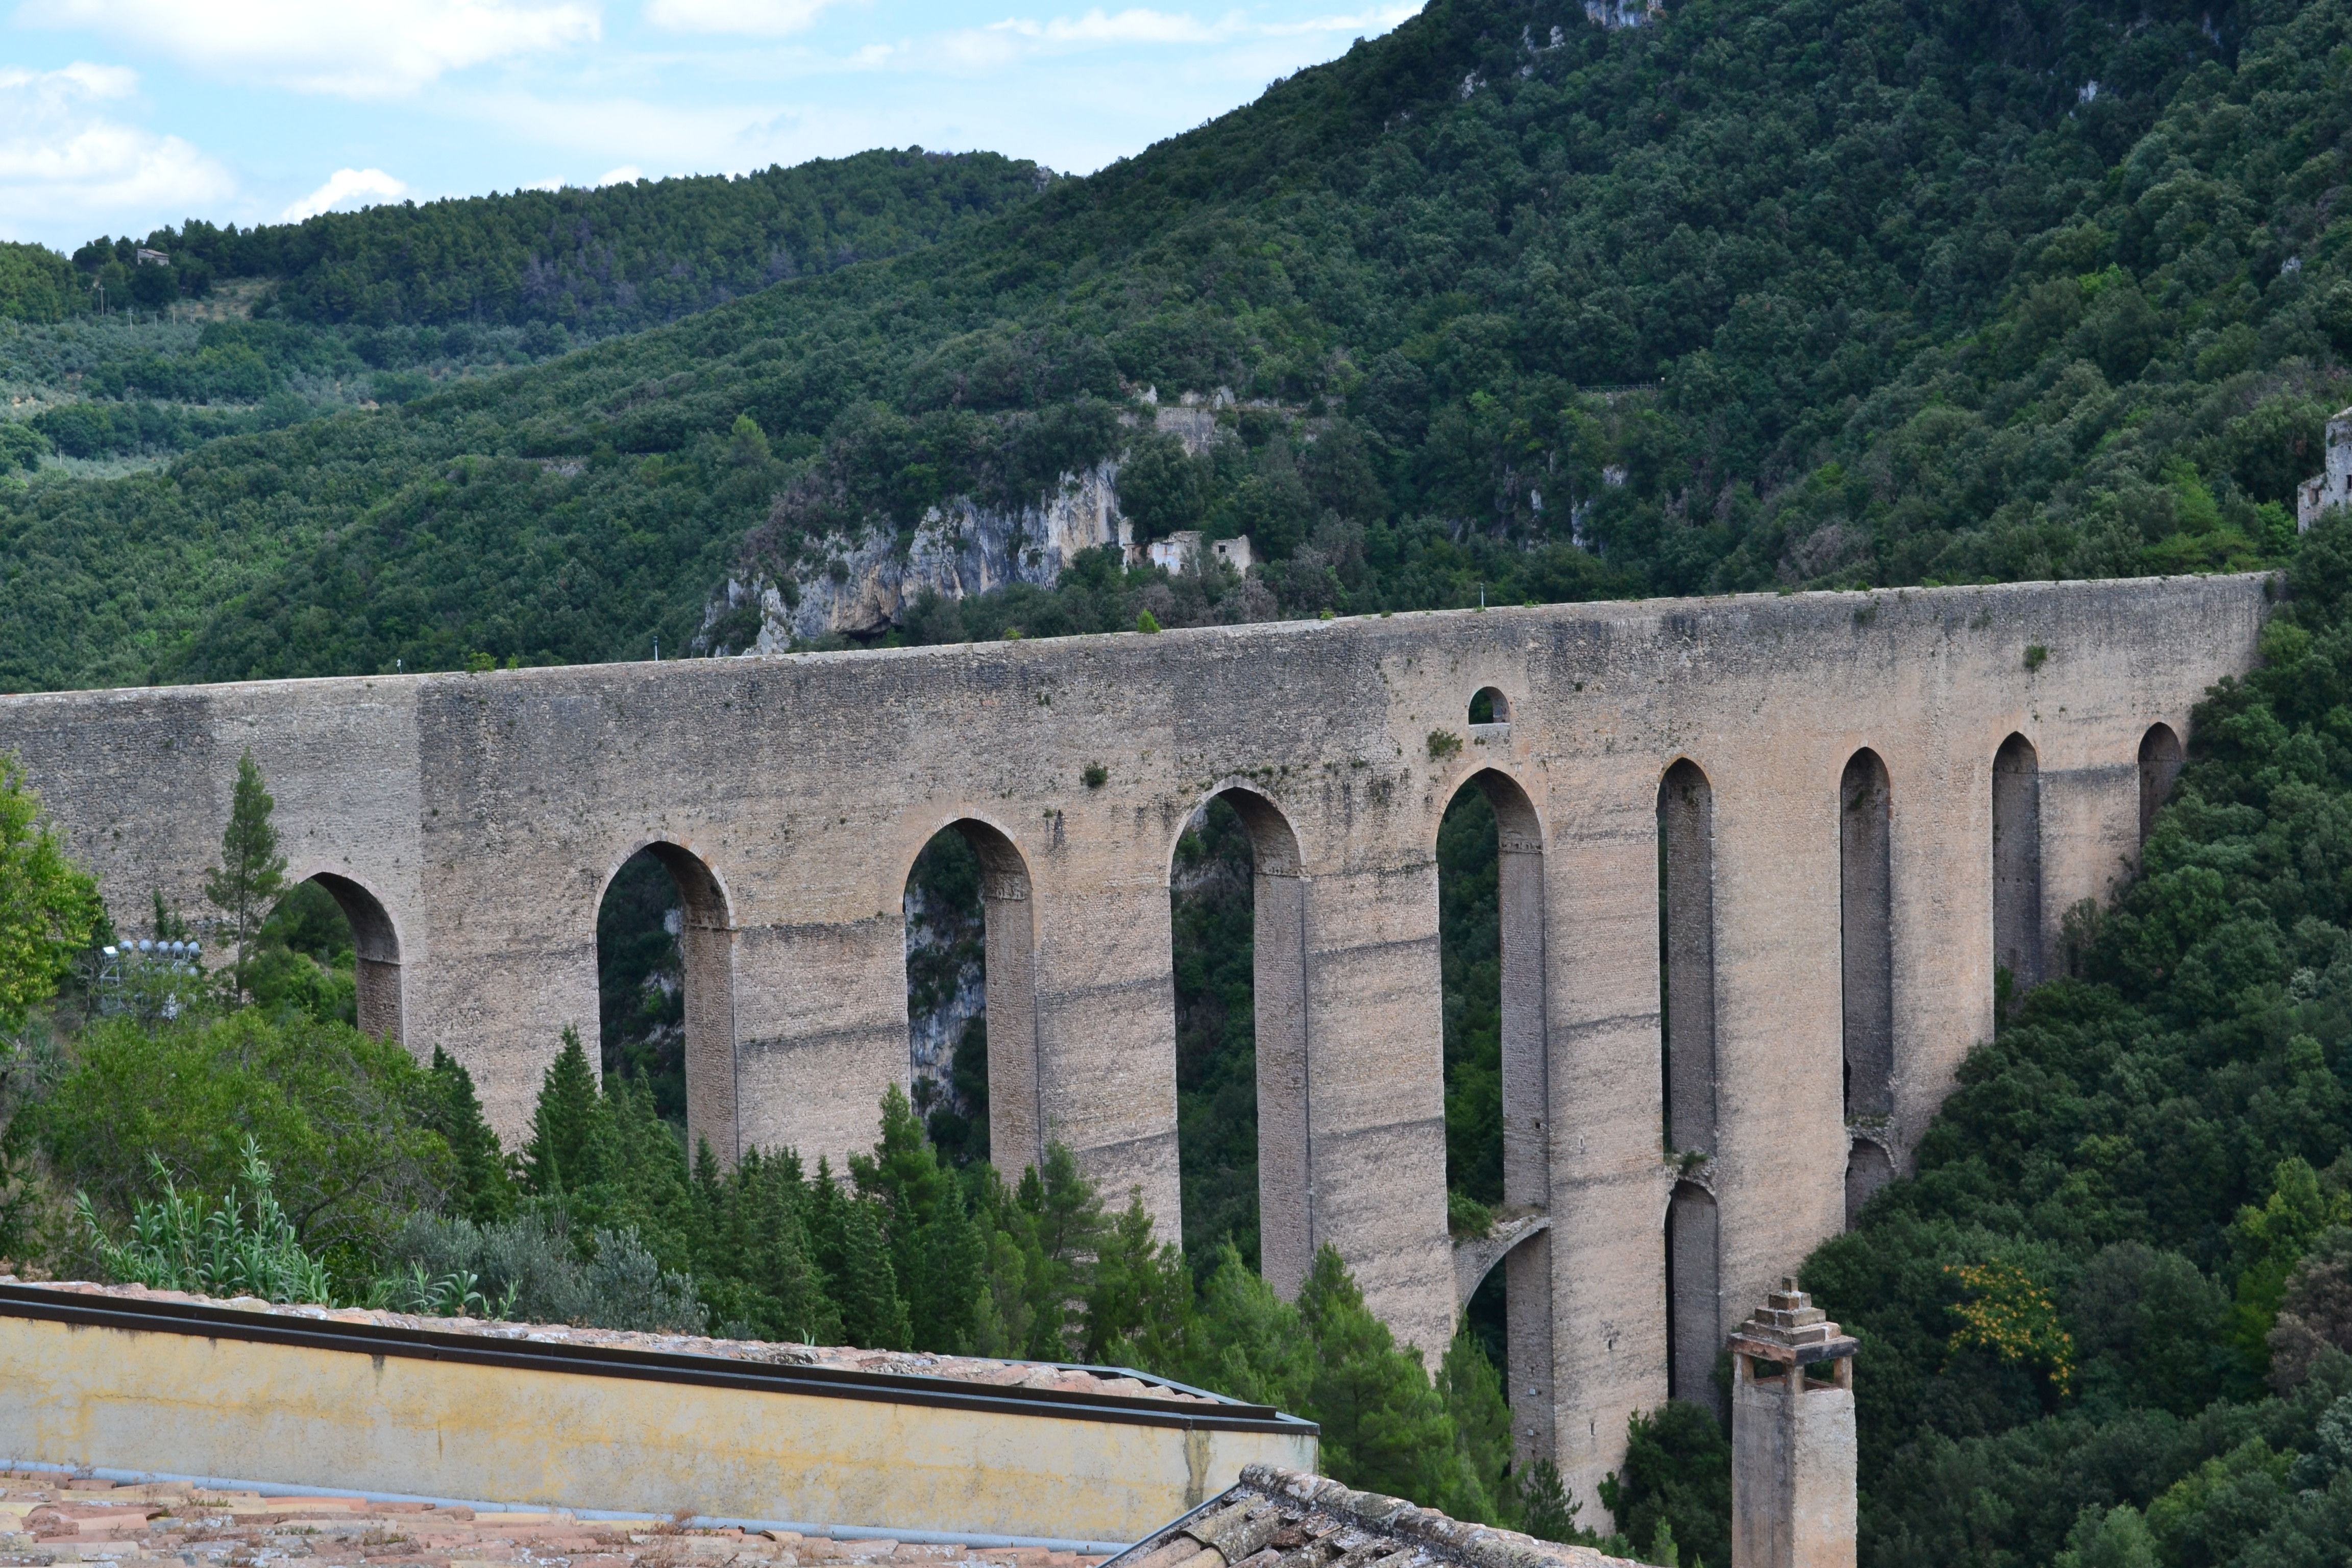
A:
[0,1479,1112,1568]
[1105,1470,1638,1568]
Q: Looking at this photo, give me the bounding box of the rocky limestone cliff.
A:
[712,459,1125,649]
[703,400,1242,652]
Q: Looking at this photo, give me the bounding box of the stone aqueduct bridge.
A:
[0,574,2270,1510]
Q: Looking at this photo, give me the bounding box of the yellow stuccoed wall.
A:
[0,1313,1316,1542]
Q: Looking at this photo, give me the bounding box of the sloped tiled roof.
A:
[0,1475,1112,1567]
[1112,1467,1638,1568]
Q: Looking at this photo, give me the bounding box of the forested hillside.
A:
[1,151,1048,332]
[2,0,2345,690]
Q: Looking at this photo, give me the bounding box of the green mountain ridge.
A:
[2,0,2346,693]
[1,149,1049,332]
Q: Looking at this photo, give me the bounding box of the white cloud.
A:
[0,62,235,242]
[856,3,1417,73]
[595,163,645,184]
[1253,4,1419,37]
[282,166,413,220]
[18,0,603,99]
[989,7,1228,44]
[643,0,836,37]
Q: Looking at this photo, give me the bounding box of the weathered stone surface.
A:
[0,1475,1109,1568]
[0,573,2270,1513]
[1729,1282,1857,1568]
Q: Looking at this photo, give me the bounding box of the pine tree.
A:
[968,1174,1034,1358]
[524,1026,607,1195]
[854,1084,954,1332]
[807,1156,848,1286]
[691,1136,726,1276]
[1184,1240,1312,1411]
[741,1148,840,1345]
[202,751,285,1002]
[836,1193,911,1349]
[1030,1142,1107,1262]
[915,1174,986,1351]
[427,1046,514,1222]
[1013,1142,1107,1359]
[1084,1189,1194,1367]
[599,1072,694,1271]
[1440,1324,1516,1527]
[1515,1461,1590,1549]
[1297,1244,1468,1511]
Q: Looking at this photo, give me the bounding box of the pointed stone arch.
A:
[1436,765,1553,1462]
[1840,749,1894,1122]
[1658,758,1717,1156]
[903,816,1041,1176]
[601,841,738,1165]
[1170,782,1310,1295]
[1845,1136,1894,1230]
[1665,1179,1722,1413]
[1993,733,2044,998]
[2139,723,2184,845]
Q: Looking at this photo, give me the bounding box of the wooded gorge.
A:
[4,0,2349,690]
[15,0,2352,1563]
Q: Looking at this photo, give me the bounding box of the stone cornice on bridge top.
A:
[0,569,2278,708]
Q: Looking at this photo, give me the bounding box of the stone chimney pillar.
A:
[1728,1277,1858,1568]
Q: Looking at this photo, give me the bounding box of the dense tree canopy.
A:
[4,0,2350,691]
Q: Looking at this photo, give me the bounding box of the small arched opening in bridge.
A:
[1658,760,1717,1157]
[1992,733,2045,1006]
[254,873,402,1042]
[1846,1135,1894,1231]
[2139,723,2184,846]
[1841,750,1895,1224]
[1468,686,1511,726]
[1438,767,1553,1463]
[596,843,736,1162]
[903,820,1038,1174]
[1170,786,1307,1293]
[1665,1179,1722,1413]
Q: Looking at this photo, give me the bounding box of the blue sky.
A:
[0,0,1421,251]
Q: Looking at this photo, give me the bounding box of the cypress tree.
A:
[524,1026,607,1195]
[203,750,286,1002]
[836,1194,911,1350]
[427,1045,514,1222]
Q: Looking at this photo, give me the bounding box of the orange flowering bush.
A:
[1946,1262,2074,1399]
